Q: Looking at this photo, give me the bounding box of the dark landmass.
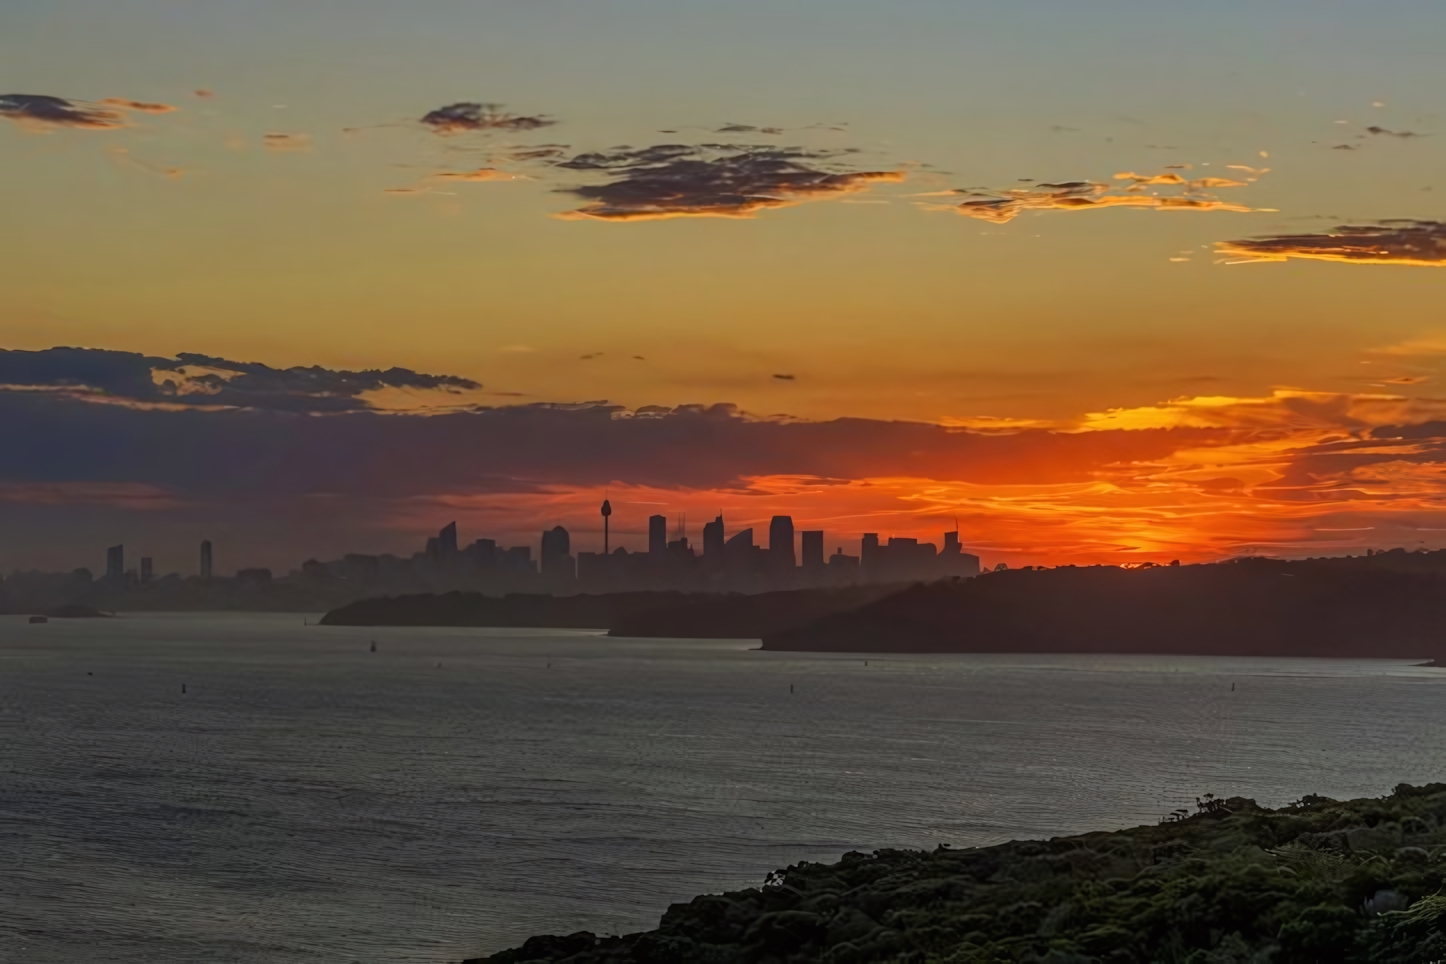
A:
[319,586,894,637]
[764,558,1446,659]
[470,783,1446,963]
[43,603,112,618]
[606,585,900,638]
[322,590,678,628]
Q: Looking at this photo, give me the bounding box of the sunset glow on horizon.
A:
[4,0,1446,572]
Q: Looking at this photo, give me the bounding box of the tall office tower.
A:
[943,530,961,555]
[801,530,825,571]
[769,516,796,571]
[541,525,570,562]
[725,527,754,561]
[860,533,881,580]
[200,540,213,579]
[541,525,572,575]
[106,544,124,582]
[438,521,459,557]
[601,500,612,555]
[645,514,666,557]
[702,514,725,562]
[140,557,154,584]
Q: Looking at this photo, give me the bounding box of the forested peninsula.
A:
[326,553,1446,661]
[469,784,1446,963]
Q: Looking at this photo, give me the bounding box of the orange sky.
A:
[4,0,1446,571]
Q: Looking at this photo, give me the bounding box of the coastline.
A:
[471,785,1446,963]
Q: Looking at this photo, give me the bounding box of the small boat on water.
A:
[28,615,48,624]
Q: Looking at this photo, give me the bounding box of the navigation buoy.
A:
[182,683,187,694]
[370,640,377,653]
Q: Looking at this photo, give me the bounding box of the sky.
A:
[3,0,1446,574]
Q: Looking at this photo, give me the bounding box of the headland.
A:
[470,783,1446,963]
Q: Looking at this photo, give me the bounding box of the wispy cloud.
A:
[420,102,555,135]
[263,132,311,153]
[944,173,1262,224]
[1217,220,1446,267]
[1366,125,1425,139]
[556,143,904,221]
[0,348,481,414]
[106,146,186,180]
[99,98,178,115]
[0,93,126,131]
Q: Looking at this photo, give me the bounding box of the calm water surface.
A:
[2,612,1445,963]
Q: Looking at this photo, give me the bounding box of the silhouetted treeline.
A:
[763,557,1446,658]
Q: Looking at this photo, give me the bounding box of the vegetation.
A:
[470,784,1446,963]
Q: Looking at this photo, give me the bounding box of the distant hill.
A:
[763,558,1446,659]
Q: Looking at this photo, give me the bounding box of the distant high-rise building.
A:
[425,537,440,562]
[943,530,960,555]
[724,527,756,574]
[703,514,725,562]
[801,531,825,571]
[501,545,534,573]
[140,557,154,584]
[200,540,213,579]
[106,544,124,582]
[649,514,667,557]
[541,525,575,584]
[467,539,497,570]
[438,522,458,557]
[769,516,795,570]
[860,533,880,579]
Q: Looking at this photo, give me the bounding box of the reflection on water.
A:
[2,612,1444,962]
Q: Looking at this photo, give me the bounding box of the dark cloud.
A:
[945,175,1257,223]
[1217,220,1446,267]
[0,392,1222,507]
[263,132,311,152]
[773,373,796,381]
[555,143,904,221]
[717,123,784,135]
[420,102,555,135]
[99,98,177,115]
[0,93,126,130]
[1366,126,1424,139]
[503,146,570,162]
[0,348,480,413]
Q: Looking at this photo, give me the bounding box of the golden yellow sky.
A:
[3,0,1446,569]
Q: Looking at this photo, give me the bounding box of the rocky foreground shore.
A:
[470,784,1446,963]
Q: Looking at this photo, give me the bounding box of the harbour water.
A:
[2,612,1444,963]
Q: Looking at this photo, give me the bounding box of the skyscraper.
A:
[438,521,459,557]
[541,525,574,584]
[861,533,881,580]
[200,540,213,579]
[649,514,667,557]
[769,516,795,570]
[140,557,154,584]
[106,544,124,583]
[703,514,725,562]
[801,530,824,571]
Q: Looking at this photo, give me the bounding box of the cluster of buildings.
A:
[404,502,980,593]
[71,505,980,599]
